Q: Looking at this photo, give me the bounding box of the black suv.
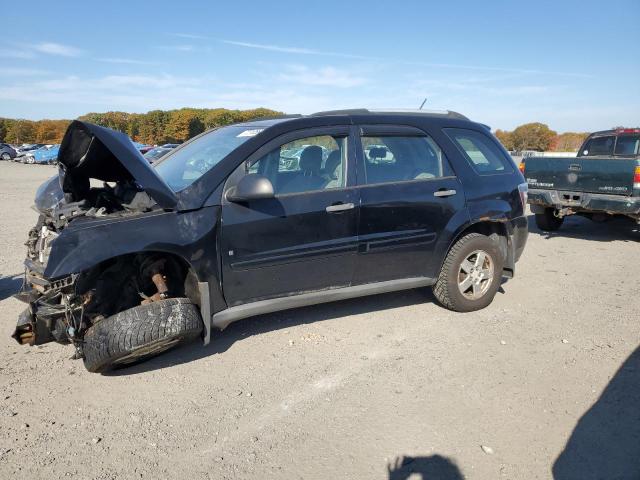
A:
[13,110,528,372]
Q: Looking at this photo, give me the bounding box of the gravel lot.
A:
[1,161,638,479]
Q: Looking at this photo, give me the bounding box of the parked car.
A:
[23,145,60,164]
[0,143,17,160]
[15,144,46,159]
[143,146,173,163]
[521,128,640,230]
[12,110,528,372]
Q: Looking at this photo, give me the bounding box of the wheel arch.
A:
[439,219,514,278]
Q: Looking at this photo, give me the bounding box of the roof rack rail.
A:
[247,114,304,121]
[309,108,469,120]
[310,109,370,116]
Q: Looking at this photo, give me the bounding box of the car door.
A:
[353,124,465,284]
[220,126,359,307]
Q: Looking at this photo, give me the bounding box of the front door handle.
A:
[433,189,457,198]
[326,202,355,213]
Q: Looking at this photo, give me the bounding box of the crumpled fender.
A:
[43,207,221,285]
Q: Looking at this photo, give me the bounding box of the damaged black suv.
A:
[14,110,528,372]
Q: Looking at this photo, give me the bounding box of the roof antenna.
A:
[419,97,428,110]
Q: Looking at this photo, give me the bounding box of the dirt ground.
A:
[0,161,638,480]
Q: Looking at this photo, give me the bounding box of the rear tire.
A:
[1,153,10,161]
[535,208,564,231]
[433,233,504,312]
[82,298,203,373]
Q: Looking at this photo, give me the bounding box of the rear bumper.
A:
[528,189,640,217]
[510,216,528,263]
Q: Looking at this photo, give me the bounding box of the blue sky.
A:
[1,0,638,131]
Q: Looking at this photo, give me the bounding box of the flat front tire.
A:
[433,233,504,312]
[82,297,203,373]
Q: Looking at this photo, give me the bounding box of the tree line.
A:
[495,122,589,152]
[1,111,590,152]
[0,107,281,145]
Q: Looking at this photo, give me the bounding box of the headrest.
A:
[325,150,341,177]
[368,147,387,159]
[299,146,323,173]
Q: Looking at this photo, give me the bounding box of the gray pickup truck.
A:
[521,128,640,230]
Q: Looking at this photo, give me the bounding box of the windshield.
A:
[153,126,263,191]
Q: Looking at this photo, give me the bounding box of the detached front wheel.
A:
[82,297,203,373]
[433,233,503,312]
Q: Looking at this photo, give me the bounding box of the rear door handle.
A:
[326,202,354,213]
[433,189,457,198]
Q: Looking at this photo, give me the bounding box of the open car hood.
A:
[57,121,178,209]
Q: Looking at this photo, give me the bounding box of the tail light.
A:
[518,183,528,211]
[519,160,525,174]
[634,166,640,190]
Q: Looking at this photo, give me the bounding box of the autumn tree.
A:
[494,129,514,150]
[510,123,557,151]
[549,132,590,152]
[165,109,205,143]
[34,120,70,143]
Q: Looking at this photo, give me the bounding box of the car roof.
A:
[229,109,474,135]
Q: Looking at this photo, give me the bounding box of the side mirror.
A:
[227,174,275,202]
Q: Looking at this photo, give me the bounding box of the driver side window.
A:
[248,135,347,195]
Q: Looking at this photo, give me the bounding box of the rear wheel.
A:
[433,233,503,312]
[82,297,203,373]
[535,208,564,231]
[1,153,10,161]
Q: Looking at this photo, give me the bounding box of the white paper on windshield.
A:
[236,129,264,138]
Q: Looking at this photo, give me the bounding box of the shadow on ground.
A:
[387,455,464,480]
[527,213,639,242]
[0,274,22,301]
[106,287,438,375]
[553,345,640,479]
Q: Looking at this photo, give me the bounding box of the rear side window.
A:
[614,135,640,156]
[360,135,453,185]
[581,136,615,156]
[445,128,513,174]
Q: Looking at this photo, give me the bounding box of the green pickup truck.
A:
[521,128,640,230]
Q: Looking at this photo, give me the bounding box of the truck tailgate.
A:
[525,156,637,195]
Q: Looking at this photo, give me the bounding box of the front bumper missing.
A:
[12,271,77,345]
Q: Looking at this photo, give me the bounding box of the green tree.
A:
[5,120,36,144]
[511,122,557,151]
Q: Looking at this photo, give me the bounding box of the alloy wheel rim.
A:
[457,249,494,300]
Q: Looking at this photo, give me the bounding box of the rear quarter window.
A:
[444,128,514,175]
[581,135,615,156]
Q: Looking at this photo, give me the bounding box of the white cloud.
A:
[222,40,373,60]
[3,67,50,76]
[280,65,366,88]
[158,44,195,52]
[31,42,83,57]
[96,57,159,66]
[0,48,36,59]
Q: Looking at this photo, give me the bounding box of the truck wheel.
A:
[82,298,203,373]
[433,233,503,312]
[535,208,564,231]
